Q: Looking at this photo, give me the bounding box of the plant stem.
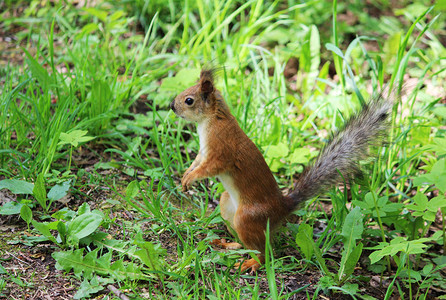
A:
[68,145,72,172]
[370,189,391,273]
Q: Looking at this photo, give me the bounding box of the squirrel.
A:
[170,67,392,272]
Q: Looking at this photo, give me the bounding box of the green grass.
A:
[1,0,445,299]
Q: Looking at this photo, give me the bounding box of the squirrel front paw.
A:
[181,172,195,192]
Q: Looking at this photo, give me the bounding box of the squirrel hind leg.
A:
[232,205,270,272]
[234,205,267,252]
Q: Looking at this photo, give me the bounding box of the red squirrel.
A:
[170,67,392,272]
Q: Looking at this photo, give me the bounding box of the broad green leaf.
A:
[83,249,101,278]
[48,181,71,201]
[144,167,164,179]
[432,230,443,241]
[312,243,331,276]
[160,68,200,92]
[377,196,388,207]
[427,138,446,156]
[423,211,436,222]
[295,224,330,275]
[111,260,146,280]
[74,278,105,299]
[341,206,363,243]
[126,180,139,199]
[53,248,86,275]
[364,192,375,207]
[77,202,91,215]
[133,241,166,270]
[20,205,33,225]
[289,148,311,164]
[0,179,34,194]
[109,10,125,21]
[413,159,446,192]
[369,238,430,264]
[89,233,138,258]
[339,242,363,281]
[263,142,289,159]
[171,68,200,87]
[52,208,76,221]
[269,159,283,172]
[57,221,67,245]
[32,220,58,244]
[83,7,107,21]
[339,207,363,281]
[413,173,435,187]
[433,256,446,266]
[400,269,422,281]
[68,212,103,241]
[43,221,60,231]
[318,275,337,290]
[352,193,373,213]
[58,130,95,147]
[381,202,404,212]
[369,248,386,265]
[33,173,47,210]
[411,126,431,145]
[353,192,376,214]
[54,248,144,281]
[80,23,99,35]
[430,159,446,192]
[0,201,23,215]
[412,192,428,210]
[427,195,446,212]
[368,262,386,274]
[295,224,314,260]
[340,283,359,296]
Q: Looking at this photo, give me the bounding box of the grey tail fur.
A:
[288,93,393,206]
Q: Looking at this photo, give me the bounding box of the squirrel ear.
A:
[201,79,214,95]
[199,69,215,102]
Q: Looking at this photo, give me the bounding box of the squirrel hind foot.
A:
[235,258,261,273]
[210,239,243,250]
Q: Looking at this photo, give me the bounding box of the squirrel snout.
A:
[170,100,176,112]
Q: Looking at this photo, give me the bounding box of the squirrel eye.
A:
[185,97,194,105]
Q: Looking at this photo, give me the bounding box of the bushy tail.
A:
[288,93,393,205]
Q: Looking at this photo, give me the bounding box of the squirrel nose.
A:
[170,100,176,112]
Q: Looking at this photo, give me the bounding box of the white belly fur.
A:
[197,120,209,158]
[197,120,239,216]
[218,173,240,214]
